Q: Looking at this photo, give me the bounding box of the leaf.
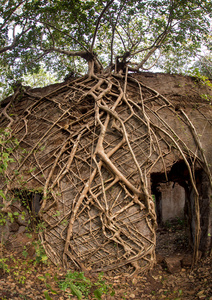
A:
[46,284,58,294]
[179,289,183,295]
[0,190,6,199]
[43,291,53,300]
[41,255,48,262]
[60,281,68,291]
[94,288,103,299]
[70,282,83,299]
[38,276,45,281]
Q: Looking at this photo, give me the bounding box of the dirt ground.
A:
[0,221,211,300]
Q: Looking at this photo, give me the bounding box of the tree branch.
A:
[109,3,125,65]
[90,0,114,52]
[45,25,55,48]
[0,0,27,31]
[41,21,89,51]
[0,26,31,54]
[131,0,174,70]
[115,27,127,52]
[141,49,161,71]
[40,46,88,59]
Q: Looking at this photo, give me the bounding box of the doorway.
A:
[151,160,211,256]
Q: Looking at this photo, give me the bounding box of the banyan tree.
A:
[0,0,212,276]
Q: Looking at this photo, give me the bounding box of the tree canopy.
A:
[0,0,211,86]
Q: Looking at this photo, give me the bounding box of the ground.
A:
[0,220,211,300]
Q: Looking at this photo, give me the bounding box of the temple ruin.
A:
[0,72,211,275]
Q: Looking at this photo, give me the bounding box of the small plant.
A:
[7,211,19,223]
[0,210,7,226]
[59,271,92,299]
[36,221,46,232]
[0,254,33,285]
[59,271,114,299]
[22,246,28,258]
[94,272,115,299]
[43,291,53,300]
[0,129,17,203]
[192,69,212,88]
[0,129,21,228]
[38,272,58,297]
[0,257,10,273]
[151,194,156,203]
[0,209,23,227]
[32,240,48,265]
[13,271,27,284]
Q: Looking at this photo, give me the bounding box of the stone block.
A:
[9,222,19,232]
[181,254,193,267]
[164,256,181,273]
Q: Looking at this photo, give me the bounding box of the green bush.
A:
[59,271,115,299]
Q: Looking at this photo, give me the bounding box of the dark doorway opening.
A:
[151,161,188,225]
[151,161,190,257]
[151,160,211,257]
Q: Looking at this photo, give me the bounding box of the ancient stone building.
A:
[0,72,211,275]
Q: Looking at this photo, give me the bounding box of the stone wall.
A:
[158,182,185,222]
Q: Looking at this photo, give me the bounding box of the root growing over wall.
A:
[0,72,211,275]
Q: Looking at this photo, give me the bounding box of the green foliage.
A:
[94,272,115,299]
[38,272,58,297]
[0,255,33,284]
[0,129,23,228]
[0,204,24,226]
[189,68,212,104]
[192,69,212,88]
[0,257,10,273]
[0,66,14,101]
[0,128,19,196]
[0,241,114,299]
[0,129,16,176]
[32,240,49,265]
[0,0,211,89]
[43,291,53,300]
[192,55,212,78]
[59,271,91,299]
[21,244,31,259]
[151,194,156,203]
[10,188,45,232]
[22,66,58,88]
[59,271,114,299]
[35,221,46,233]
